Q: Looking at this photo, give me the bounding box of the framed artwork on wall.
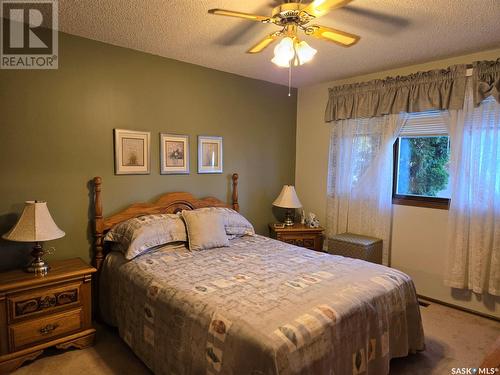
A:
[160,133,190,174]
[198,136,223,174]
[114,129,151,175]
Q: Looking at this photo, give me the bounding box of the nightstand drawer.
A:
[9,308,83,351]
[7,282,81,323]
[278,233,321,250]
[270,224,324,252]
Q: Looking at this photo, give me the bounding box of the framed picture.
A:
[114,129,151,175]
[198,136,223,174]
[160,133,190,174]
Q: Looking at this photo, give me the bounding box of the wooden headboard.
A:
[92,173,239,270]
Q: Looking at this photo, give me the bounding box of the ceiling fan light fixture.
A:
[271,55,292,68]
[271,37,295,68]
[271,37,317,68]
[295,40,317,65]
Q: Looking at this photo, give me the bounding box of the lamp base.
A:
[283,209,295,226]
[25,259,50,276]
[25,243,50,276]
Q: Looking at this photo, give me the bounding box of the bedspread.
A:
[100,235,424,375]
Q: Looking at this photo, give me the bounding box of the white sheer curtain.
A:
[445,85,500,296]
[326,114,406,265]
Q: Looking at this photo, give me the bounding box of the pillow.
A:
[193,207,255,238]
[104,214,187,260]
[182,209,229,251]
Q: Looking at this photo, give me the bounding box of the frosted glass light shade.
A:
[295,41,317,65]
[271,38,317,68]
[271,37,295,68]
[272,185,302,209]
[2,201,65,242]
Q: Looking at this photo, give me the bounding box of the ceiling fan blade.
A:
[247,32,281,54]
[301,0,354,18]
[208,9,270,22]
[339,5,410,30]
[213,4,276,46]
[307,25,360,46]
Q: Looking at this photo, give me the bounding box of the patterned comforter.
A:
[100,235,425,375]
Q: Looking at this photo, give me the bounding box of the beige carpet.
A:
[15,302,500,375]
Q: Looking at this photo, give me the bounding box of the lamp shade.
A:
[295,41,317,65]
[271,37,295,68]
[2,201,65,242]
[272,185,302,209]
[271,38,317,68]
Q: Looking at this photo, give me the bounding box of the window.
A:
[393,111,451,209]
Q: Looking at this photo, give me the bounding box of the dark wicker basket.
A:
[327,232,382,264]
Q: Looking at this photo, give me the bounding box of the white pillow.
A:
[182,209,229,251]
[104,214,187,260]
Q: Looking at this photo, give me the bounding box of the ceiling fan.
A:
[208,0,360,68]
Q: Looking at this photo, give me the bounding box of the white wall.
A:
[391,205,499,317]
[296,48,500,318]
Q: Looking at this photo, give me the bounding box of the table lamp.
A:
[2,201,65,276]
[272,185,302,226]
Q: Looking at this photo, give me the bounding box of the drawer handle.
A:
[39,295,57,309]
[39,323,59,335]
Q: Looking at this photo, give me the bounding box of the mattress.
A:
[99,234,424,375]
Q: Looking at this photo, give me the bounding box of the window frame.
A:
[392,137,450,210]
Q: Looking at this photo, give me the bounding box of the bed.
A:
[91,174,425,375]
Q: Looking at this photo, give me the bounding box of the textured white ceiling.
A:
[59,0,500,87]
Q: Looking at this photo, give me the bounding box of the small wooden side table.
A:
[269,223,324,252]
[0,258,96,373]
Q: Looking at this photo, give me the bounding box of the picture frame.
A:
[160,133,190,175]
[198,136,223,174]
[113,129,151,175]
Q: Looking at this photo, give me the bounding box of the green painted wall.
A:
[0,32,297,270]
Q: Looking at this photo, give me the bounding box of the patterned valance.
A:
[325,65,467,122]
[473,59,500,106]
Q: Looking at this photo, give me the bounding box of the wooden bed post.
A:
[232,173,239,212]
[93,177,104,271]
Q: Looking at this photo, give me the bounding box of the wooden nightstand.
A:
[269,223,324,252]
[0,258,96,373]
